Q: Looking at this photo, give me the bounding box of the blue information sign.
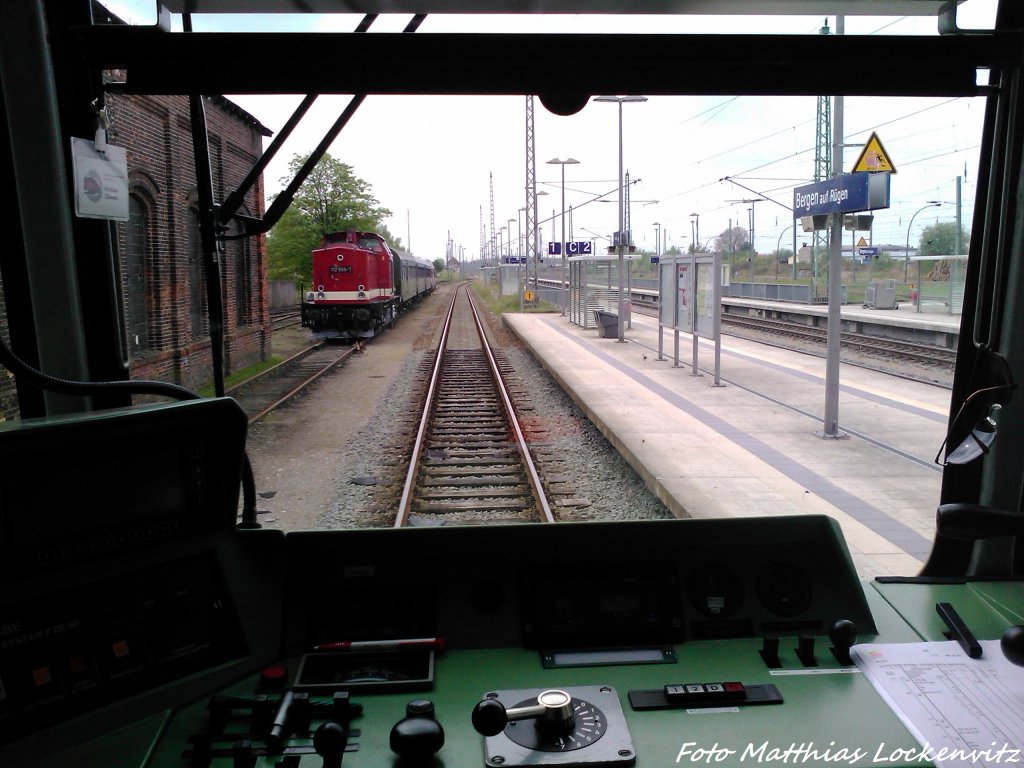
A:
[793,172,890,218]
[858,247,878,257]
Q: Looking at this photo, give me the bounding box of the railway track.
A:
[270,308,302,332]
[632,298,955,380]
[719,313,957,368]
[227,342,356,424]
[395,283,555,527]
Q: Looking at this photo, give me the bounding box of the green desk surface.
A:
[29,582,1024,768]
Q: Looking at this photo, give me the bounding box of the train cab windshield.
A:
[3,2,1024,767]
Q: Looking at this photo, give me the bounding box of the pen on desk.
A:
[313,637,445,653]
[936,602,983,659]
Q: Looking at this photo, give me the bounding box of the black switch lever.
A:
[759,636,781,668]
[829,619,857,666]
[795,635,817,667]
[313,721,348,768]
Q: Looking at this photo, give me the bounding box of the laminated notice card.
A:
[851,640,1024,767]
[71,136,129,221]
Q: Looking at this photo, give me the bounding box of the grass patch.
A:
[470,280,559,314]
[198,356,283,397]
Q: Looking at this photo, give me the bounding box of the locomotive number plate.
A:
[329,265,352,273]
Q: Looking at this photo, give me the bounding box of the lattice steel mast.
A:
[525,95,538,300]
[489,172,497,270]
[813,19,832,286]
[479,205,486,267]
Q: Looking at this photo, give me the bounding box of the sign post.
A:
[794,171,891,439]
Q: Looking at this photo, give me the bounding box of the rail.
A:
[395,283,555,527]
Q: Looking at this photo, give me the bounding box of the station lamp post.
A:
[594,95,647,342]
[776,224,793,279]
[517,208,526,258]
[905,201,942,283]
[690,212,699,252]
[547,157,579,316]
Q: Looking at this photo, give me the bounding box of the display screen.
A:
[0,399,246,571]
[521,563,685,648]
[1,440,189,548]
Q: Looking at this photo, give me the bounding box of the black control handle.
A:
[472,690,575,737]
[1002,625,1024,667]
[390,699,445,760]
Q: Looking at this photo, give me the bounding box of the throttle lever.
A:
[472,689,575,737]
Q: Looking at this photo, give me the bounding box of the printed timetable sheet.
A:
[852,641,1024,767]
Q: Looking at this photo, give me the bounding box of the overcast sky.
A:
[104,1,998,261]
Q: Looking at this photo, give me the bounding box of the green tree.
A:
[432,258,445,274]
[286,153,391,237]
[919,221,969,256]
[715,226,749,258]
[266,204,320,282]
[267,153,393,283]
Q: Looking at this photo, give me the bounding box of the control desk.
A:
[0,401,1021,767]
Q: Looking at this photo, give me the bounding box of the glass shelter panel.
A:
[568,254,640,330]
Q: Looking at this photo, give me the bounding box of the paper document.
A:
[852,641,1024,767]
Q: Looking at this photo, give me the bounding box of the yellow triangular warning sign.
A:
[857,236,868,247]
[853,132,897,174]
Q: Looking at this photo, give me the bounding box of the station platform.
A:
[502,303,958,580]
[722,296,960,348]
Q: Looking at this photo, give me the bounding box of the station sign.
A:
[547,241,594,256]
[858,247,879,257]
[792,172,890,218]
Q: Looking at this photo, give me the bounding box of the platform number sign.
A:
[548,241,593,256]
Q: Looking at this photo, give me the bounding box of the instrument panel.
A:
[0,404,1015,767]
[1,511,935,767]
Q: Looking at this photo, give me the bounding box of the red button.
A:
[260,664,288,690]
[32,666,52,687]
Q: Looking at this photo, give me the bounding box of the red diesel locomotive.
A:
[301,231,436,340]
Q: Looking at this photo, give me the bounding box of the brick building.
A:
[108,74,273,391]
[0,6,273,419]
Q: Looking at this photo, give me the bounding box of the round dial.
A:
[502,696,606,752]
[756,562,813,617]
[687,564,744,618]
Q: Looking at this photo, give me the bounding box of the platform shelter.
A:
[567,252,641,329]
[910,254,967,315]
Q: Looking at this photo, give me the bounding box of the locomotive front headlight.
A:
[318,291,325,300]
[357,291,366,299]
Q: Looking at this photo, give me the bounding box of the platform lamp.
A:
[905,201,942,283]
[547,157,579,316]
[594,95,647,342]
[690,212,699,252]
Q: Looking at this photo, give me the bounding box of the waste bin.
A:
[593,310,619,338]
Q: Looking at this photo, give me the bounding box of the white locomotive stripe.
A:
[311,291,394,302]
